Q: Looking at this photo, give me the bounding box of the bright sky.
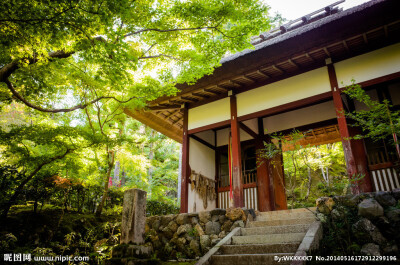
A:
[265,0,371,21]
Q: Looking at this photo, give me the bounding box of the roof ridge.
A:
[251,0,345,45]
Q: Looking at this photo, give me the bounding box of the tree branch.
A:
[4,79,138,113]
[0,50,75,81]
[124,26,218,37]
[139,54,181,61]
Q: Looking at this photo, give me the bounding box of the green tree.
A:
[343,82,400,148]
[0,0,276,216]
[0,0,271,113]
[260,131,348,208]
[0,123,94,217]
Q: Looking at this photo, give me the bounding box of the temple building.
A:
[125,0,400,213]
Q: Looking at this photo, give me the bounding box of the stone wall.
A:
[144,208,255,260]
[316,189,400,257]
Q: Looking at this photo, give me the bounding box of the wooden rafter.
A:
[362,33,368,44]
[305,52,315,62]
[323,47,331,57]
[242,75,257,82]
[288,59,299,68]
[272,65,284,74]
[147,105,181,111]
[257,70,270,78]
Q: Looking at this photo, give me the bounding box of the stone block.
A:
[358,198,384,219]
[121,189,147,244]
[374,191,396,207]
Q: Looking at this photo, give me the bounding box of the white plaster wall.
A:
[242,118,258,134]
[188,138,216,212]
[236,67,331,117]
[335,43,400,86]
[216,127,254,147]
[188,98,230,130]
[263,101,337,133]
[194,130,215,145]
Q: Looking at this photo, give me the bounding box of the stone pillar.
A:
[120,189,147,244]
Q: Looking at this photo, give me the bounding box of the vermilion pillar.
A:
[256,118,273,211]
[230,93,244,208]
[326,59,372,193]
[180,106,189,213]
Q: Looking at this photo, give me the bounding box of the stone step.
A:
[258,207,316,216]
[248,217,316,227]
[241,224,310,236]
[232,232,305,245]
[211,253,294,265]
[218,242,300,254]
[256,208,316,221]
[256,212,315,221]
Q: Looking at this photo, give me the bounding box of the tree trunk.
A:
[33,199,38,214]
[95,150,115,216]
[305,167,312,200]
[148,129,155,196]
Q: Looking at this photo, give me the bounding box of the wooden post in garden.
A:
[120,188,147,244]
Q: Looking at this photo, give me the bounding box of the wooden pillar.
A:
[256,118,272,211]
[214,130,219,208]
[273,141,288,210]
[230,93,244,208]
[180,106,189,213]
[326,59,373,193]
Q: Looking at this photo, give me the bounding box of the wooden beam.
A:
[288,59,299,68]
[165,109,181,119]
[229,79,242,87]
[188,119,231,135]
[272,65,284,74]
[124,108,182,143]
[363,33,368,44]
[192,91,210,99]
[230,94,244,208]
[326,61,372,193]
[342,40,350,53]
[180,106,189,213]
[323,47,331,57]
[203,88,221,95]
[242,75,257,82]
[257,70,270,78]
[305,52,315,62]
[171,116,183,125]
[147,105,181,111]
[189,134,216,150]
[239,122,258,139]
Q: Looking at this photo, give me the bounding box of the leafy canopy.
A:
[0,0,271,112]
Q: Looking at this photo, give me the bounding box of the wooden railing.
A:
[217,172,258,210]
[367,150,400,191]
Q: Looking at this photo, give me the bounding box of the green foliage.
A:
[1,0,271,113]
[260,130,348,208]
[146,200,179,217]
[343,81,400,144]
[1,205,122,264]
[317,200,361,258]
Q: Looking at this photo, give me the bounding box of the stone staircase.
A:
[209,208,317,265]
